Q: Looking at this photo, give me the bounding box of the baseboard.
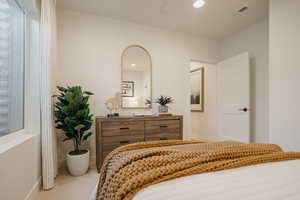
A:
[24,177,41,200]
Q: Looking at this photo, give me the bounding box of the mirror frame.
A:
[190,67,205,112]
[121,45,152,109]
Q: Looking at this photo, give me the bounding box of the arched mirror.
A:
[121,45,152,109]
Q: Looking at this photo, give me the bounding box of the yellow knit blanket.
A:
[96,140,300,200]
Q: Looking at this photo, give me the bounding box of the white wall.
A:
[269,0,300,151]
[220,20,269,143]
[190,62,217,141]
[56,9,220,165]
[0,135,41,200]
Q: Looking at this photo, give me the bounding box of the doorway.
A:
[189,61,217,141]
[190,53,250,142]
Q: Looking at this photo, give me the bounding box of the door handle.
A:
[238,108,248,112]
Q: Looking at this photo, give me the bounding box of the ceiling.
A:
[57,0,268,40]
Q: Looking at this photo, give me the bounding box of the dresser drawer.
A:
[102,134,144,152]
[101,121,144,137]
[145,120,181,141]
[145,120,180,135]
[145,132,181,141]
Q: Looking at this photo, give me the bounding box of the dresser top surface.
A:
[96,115,183,122]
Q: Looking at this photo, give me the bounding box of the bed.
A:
[91,140,300,200]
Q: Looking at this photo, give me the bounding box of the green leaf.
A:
[57,86,67,93]
[82,132,92,141]
[83,91,94,95]
[75,124,85,131]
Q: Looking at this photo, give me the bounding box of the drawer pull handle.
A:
[160,125,168,128]
[120,140,130,144]
[120,127,129,130]
[160,137,168,140]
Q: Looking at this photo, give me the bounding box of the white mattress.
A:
[90,159,300,200]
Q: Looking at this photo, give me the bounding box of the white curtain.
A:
[40,0,58,190]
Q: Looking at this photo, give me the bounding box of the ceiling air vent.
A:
[237,6,249,13]
[233,6,249,16]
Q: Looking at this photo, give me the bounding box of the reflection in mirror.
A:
[121,45,152,109]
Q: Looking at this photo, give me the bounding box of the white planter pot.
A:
[67,149,90,176]
[159,105,168,113]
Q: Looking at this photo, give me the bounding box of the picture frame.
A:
[190,68,204,112]
[121,81,134,97]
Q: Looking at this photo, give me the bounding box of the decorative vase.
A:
[67,149,90,176]
[159,105,168,113]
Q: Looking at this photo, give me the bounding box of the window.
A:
[0,0,24,137]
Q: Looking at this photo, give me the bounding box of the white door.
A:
[217,52,250,143]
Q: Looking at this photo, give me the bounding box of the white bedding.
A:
[90,159,300,200]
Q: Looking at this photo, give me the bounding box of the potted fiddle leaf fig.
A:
[155,95,174,113]
[53,86,94,176]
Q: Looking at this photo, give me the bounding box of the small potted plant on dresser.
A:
[155,95,174,114]
[53,86,94,176]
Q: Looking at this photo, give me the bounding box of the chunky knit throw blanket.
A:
[96,140,300,200]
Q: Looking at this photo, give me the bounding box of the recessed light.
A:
[193,0,205,8]
[131,64,136,67]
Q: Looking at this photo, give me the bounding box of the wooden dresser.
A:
[96,115,183,172]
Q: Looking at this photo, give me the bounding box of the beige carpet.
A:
[38,168,98,200]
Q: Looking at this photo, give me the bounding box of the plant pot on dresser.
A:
[95,115,183,172]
